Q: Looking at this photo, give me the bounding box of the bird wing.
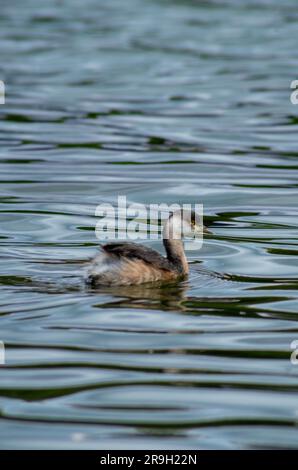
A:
[101,242,172,271]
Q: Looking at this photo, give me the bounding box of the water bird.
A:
[86,210,210,286]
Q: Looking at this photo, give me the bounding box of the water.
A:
[0,0,298,450]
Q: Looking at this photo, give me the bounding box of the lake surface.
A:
[0,0,298,449]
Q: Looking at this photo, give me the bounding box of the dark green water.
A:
[0,0,298,449]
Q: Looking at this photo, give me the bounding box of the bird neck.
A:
[163,238,188,275]
[162,214,188,275]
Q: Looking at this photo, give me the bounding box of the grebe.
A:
[86,210,210,287]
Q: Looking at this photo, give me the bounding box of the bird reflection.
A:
[89,280,189,312]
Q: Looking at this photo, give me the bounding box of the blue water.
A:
[0,0,298,449]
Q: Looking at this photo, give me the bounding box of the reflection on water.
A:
[0,0,298,450]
